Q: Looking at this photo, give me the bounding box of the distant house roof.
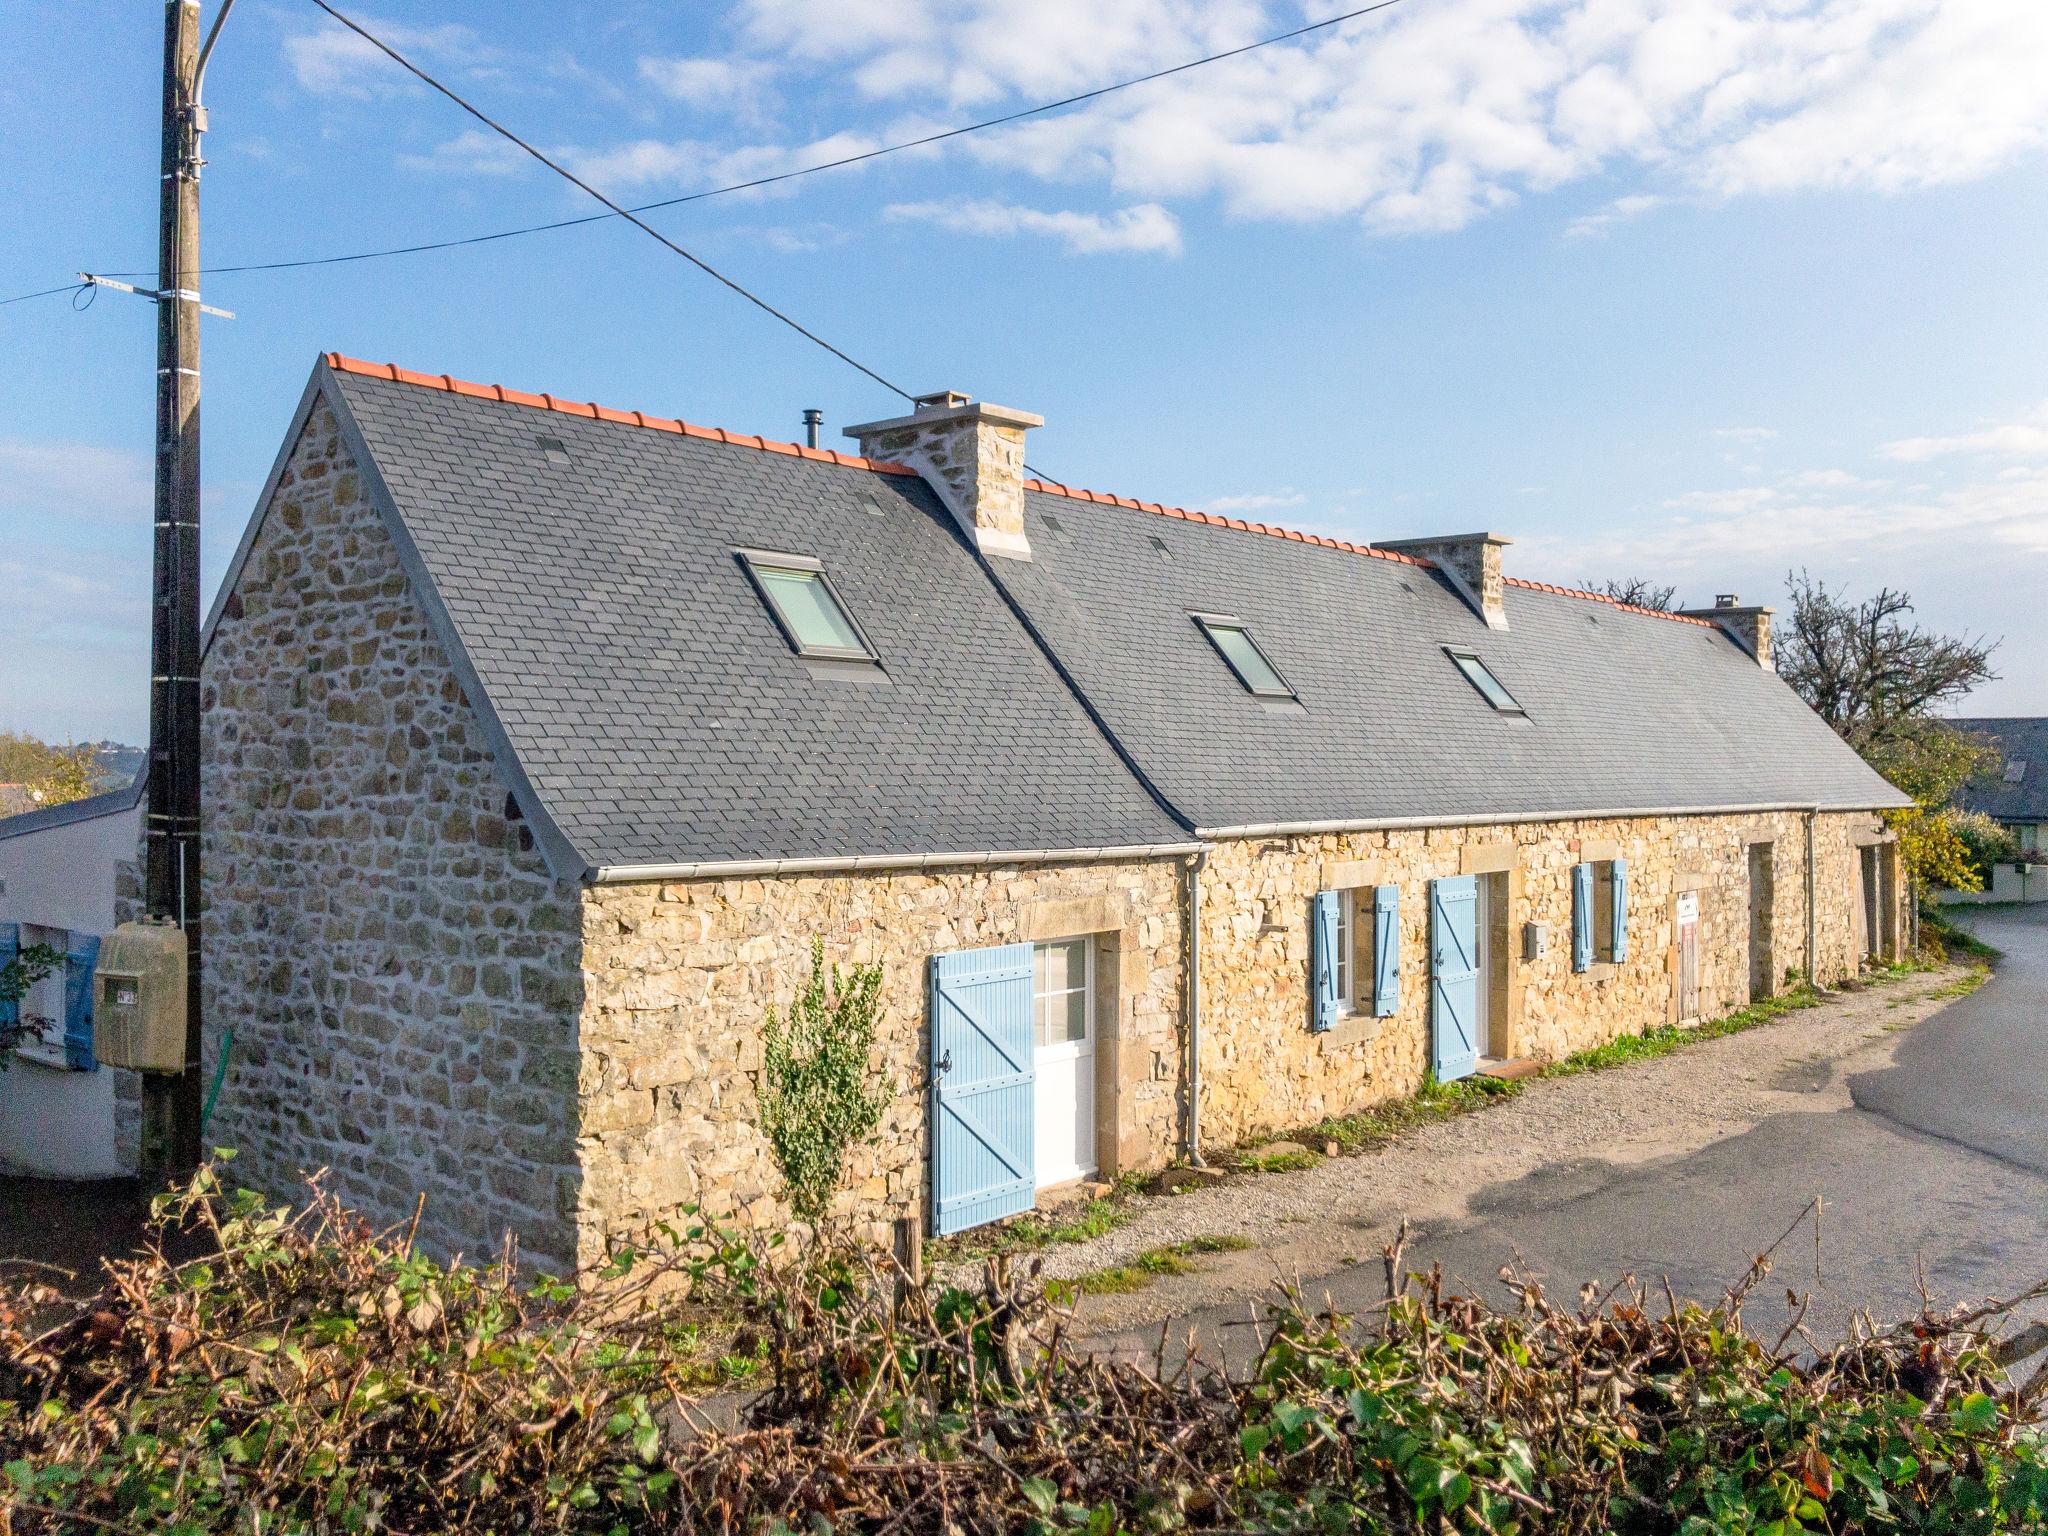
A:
[209,355,1905,881]
[0,774,144,843]
[1954,718,2048,823]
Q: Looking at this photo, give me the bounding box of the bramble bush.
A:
[3,1167,2046,1533]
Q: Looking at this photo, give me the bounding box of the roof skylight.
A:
[738,551,875,661]
[1445,648,1523,714]
[1193,614,1294,699]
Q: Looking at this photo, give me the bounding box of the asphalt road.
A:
[1110,904,2048,1368]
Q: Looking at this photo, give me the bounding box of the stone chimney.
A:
[1376,532,1512,630]
[1680,593,1775,670]
[846,391,1043,561]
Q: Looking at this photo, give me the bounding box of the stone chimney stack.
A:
[846,391,1044,561]
[1376,532,1512,630]
[1681,593,1775,670]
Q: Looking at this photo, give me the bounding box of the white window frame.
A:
[15,923,70,1070]
[1031,935,1094,1053]
[1589,860,1618,964]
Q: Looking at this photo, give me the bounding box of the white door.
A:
[1031,936,1096,1187]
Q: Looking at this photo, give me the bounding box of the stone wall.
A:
[1189,810,1893,1147]
[202,395,587,1269]
[574,859,1184,1266]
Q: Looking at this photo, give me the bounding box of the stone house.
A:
[197,354,1910,1268]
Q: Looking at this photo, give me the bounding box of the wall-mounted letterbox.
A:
[93,920,188,1073]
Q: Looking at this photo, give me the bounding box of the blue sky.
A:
[4,0,2046,745]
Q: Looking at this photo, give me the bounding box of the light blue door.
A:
[1430,876,1480,1082]
[929,943,1036,1236]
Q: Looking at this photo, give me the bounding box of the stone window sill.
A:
[1320,1012,1387,1052]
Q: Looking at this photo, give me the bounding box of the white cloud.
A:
[726,0,2048,236]
[283,17,482,100]
[1201,489,1307,514]
[399,130,533,178]
[564,138,711,192]
[884,198,1183,254]
[639,56,778,117]
[0,439,151,522]
[1880,400,2048,462]
[1564,193,1667,238]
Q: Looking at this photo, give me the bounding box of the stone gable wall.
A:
[574,860,1184,1265]
[201,395,585,1269]
[1189,810,1891,1147]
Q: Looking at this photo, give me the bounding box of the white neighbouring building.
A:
[0,780,143,1178]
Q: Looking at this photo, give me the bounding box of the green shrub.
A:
[757,937,890,1226]
[6,1168,2044,1534]
[0,943,61,1070]
[1952,809,2021,887]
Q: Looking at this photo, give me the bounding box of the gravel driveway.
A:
[1020,964,1974,1336]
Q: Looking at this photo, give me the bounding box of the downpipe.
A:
[1804,809,1819,989]
[1183,847,1208,1167]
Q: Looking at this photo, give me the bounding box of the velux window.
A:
[738,551,875,661]
[1193,614,1294,699]
[1445,647,1522,714]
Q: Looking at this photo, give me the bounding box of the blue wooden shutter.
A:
[1608,858,1629,964]
[929,943,1036,1236]
[1309,890,1341,1032]
[1429,876,1479,1082]
[1571,862,1594,972]
[64,934,101,1071]
[1372,884,1400,1017]
[0,923,18,1035]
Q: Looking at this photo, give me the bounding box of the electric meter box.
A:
[1522,921,1550,962]
[93,921,188,1073]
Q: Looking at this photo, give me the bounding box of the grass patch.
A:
[1047,1234,1256,1303]
[1236,1147,1322,1174]
[1929,969,1990,1001]
[930,1173,1146,1263]
[1260,1073,1523,1160]
[1544,985,1822,1077]
[1920,905,2002,964]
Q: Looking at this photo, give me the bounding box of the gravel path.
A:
[985,967,1973,1335]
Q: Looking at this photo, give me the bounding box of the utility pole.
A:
[141,0,208,1179]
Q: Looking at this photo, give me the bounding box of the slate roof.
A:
[316,363,1192,875]
[1953,718,2048,823]
[224,355,1905,879]
[0,775,144,843]
[986,487,1907,831]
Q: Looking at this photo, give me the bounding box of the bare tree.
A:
[1777,572,1998,751]
[1778,572,2002,892]
[1584,578,1677,611]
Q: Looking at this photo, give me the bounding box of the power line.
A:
[0,282,88,308]
[94,0,1411,282]
[305,0,917,401]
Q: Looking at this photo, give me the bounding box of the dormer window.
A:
[738,551,875,661]
[1445,647,1522,714]
[1193,614,1294,699]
